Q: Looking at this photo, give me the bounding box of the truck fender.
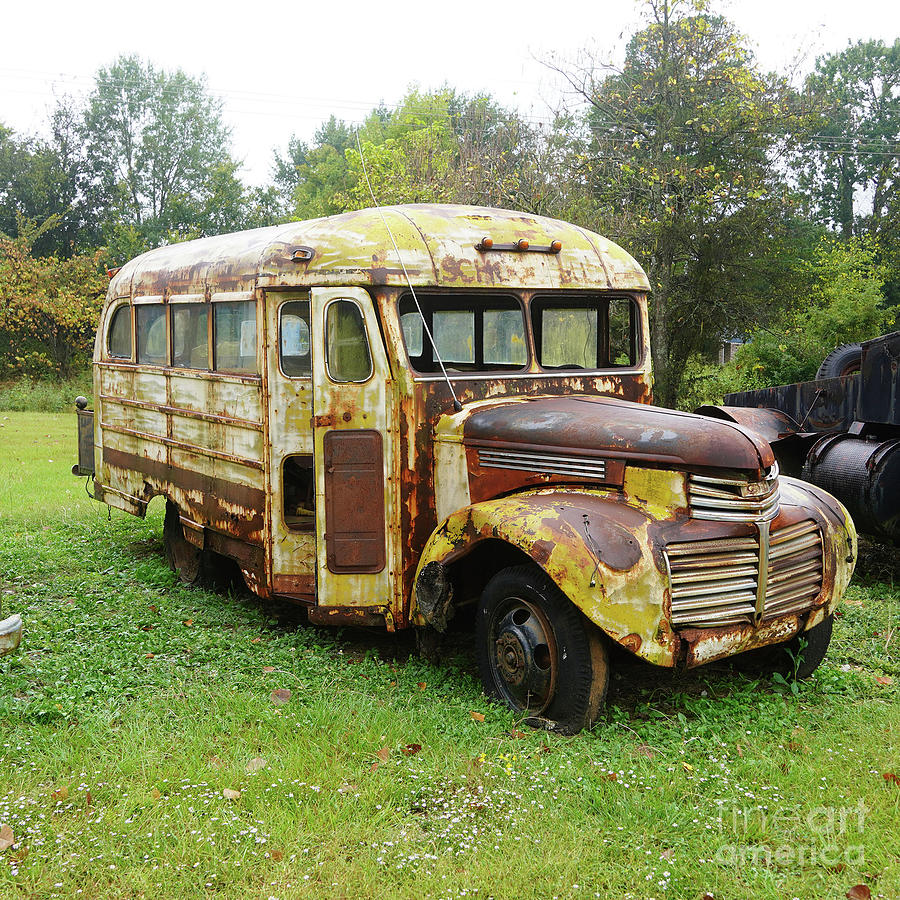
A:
[412,492,676,666]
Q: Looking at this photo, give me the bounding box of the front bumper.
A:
[0,614,23,656]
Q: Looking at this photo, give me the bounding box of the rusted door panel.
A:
[324,430,386,573]
[310,286,398,619]
[263,291,317,600]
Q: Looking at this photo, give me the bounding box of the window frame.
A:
[277,298,313,379]
[106,301,133,361]
[531,292,642,373]
[323,297,373,384]
[134,302,169,367]
[169,301,211,371]
[212,297,259,376]
[396,291,529,376]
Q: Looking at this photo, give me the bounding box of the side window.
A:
[136,304,167,365]
[171,305,209,369]
[433,310,474,364]
[107,305,132,360]
[539,308,598,369]
[400,312,423,357]
[279,300,311,377]
[214,300,257,374]
[325,300,372,382]
[283,454,315,531]
[608,297,636,366]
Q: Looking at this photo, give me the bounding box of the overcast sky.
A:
[2,0,898,186]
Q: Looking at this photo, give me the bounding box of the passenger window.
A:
[107,305,132,359]
[483,309,527,365]
[136,305,167,365]
[400,312,423,357]
[279,300,311,377]
[540,308,598,369]
[283,455,315,531]
[325,300,372,382]
[171,305,209,369]
[214,300,257,374]
[434,311,474,364]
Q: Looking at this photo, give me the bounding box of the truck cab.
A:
[74,204,856,733]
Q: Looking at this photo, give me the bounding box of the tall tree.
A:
[548,0,808,406]
[80,55,243,259]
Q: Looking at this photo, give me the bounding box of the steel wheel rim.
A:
[488,595,558,715]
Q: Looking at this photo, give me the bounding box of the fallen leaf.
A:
[222,788,241,801]
[470,711,485,723]
[509,729,527,739]
[52,786,69,802]
[270,688,292,705]
[660,848,674,860]
[681,762,694,773]
[417,682,427,691]
[337,783,358,794]
[539,743,552,754]
[846,886,871,900]
[144,653,154,659]
[0,824,13,851]
[251,637,261,644]
[270,849,283,862]
[376,747,390,762]
[85,790,92,806]
[208,755,224,770]
[401,743,422,756]
[875,675,893,686]
[634,743,655,758]
[246,757,267,773]
[151,788,161,800]
[606,772,618,781]
[262,666,275,674]
[183,619,193,626]
[736,743,744,758]
[882,772,900,786]
[368,762,379,774]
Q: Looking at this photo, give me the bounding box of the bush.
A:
[0,216,107,378]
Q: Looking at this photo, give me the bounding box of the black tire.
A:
[816,343,862,380]
[476,565,609,735]
[733,614,834,679]
[163,501,228,589]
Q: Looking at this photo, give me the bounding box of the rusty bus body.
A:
[74,204,857,732]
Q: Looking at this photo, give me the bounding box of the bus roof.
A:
[109,204,650,299]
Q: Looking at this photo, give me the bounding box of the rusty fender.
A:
[411,489,679,667]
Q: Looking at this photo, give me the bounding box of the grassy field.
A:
[0,412,898,900]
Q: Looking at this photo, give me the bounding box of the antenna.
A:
[355,129,463,413]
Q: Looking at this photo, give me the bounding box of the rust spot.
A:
[620,633,642,653]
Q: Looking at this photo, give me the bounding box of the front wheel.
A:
[476,565,609,735]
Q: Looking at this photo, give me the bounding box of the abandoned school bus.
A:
[73,204,857,733]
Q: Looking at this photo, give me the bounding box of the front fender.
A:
[412,489,677,666]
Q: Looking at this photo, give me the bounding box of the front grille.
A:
[665,520,824,628]
[688,465,780,523]
[476,447,607,479]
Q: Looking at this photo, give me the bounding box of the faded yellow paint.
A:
[622,467,687,519]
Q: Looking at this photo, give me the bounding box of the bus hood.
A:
[446,395,775,476]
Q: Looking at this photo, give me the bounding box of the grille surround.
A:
[688,464,780,523]
[664,519,824,628]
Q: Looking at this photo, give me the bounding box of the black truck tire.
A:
[816,343,862,379]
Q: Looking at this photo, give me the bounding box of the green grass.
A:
[1,413,898,900]
[0,374,93,413]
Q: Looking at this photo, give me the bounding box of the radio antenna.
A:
[355,129,462,413]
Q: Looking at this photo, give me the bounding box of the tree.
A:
[801,40,900,238]
[547,0,809,406]
[80,55,242,257]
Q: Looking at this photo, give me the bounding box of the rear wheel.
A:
[476,565,609,735]
[163,501,228,589]
[817,343,862,379]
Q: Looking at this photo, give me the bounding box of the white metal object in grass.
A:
[0,614,22,656]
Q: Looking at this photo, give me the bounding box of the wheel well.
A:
[445,539,538,607]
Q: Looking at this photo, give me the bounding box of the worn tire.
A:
[734,614,834,679]
[816,343,863,380]
[476,565,609,735]
[163,501,228,589]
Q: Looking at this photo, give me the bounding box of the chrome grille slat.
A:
[476,448,607,479]
[688,465,780,524]
[665,519,824,629]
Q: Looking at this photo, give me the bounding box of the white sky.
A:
[1,0,898,186]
